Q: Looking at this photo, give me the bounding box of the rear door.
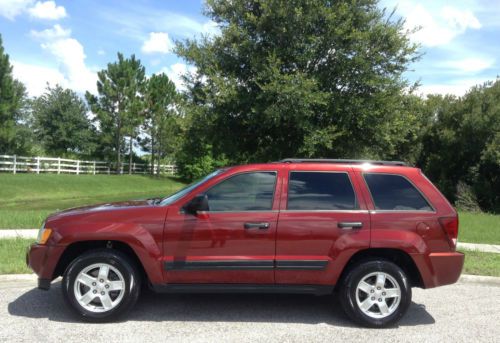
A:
[275,165,370,285]
[164,169,282,284]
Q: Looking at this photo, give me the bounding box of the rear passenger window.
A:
[287,172,357,210]
[364,174,432,211]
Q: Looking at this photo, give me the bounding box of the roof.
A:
[279,158,408,167]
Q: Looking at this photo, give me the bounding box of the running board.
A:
[150,283,334,296]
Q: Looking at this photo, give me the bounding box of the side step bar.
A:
[150,283,334,296]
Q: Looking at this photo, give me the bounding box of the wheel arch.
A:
[54,240,149,283]
[336,248,424,290]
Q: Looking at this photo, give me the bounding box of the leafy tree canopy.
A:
[31,84,95,156]
[176,0,421,177]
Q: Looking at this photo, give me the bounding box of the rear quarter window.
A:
[364,173,433,211]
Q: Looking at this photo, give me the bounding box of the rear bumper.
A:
[26,243,65,290]
[412,251,465,288]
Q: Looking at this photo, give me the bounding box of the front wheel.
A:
[62,249,141,322]
[339,259,411,328]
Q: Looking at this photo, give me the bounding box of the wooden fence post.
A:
[57,158,61,174]
[36,157,40,174]
[93,161,96,175]
[76,160,80,175]
[13,155,16,174]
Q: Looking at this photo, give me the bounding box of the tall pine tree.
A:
[86,53,145,172]
[0,34,28,154]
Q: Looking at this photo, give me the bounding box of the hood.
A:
[47,199,156,220]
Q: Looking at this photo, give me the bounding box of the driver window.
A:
[206,172,277,212]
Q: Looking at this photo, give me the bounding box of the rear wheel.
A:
[339,259,411,327]
[62,249,141,322]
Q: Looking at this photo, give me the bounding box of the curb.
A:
[0,229,38,239]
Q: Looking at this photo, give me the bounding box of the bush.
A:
[455,182,481,212]
[176,144,229,180]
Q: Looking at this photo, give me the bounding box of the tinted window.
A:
[364,173,432,211]
[206,172,276,211]
[287,172,357,210]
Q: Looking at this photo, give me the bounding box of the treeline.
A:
[1,0,499,212]
[0,38,180,175]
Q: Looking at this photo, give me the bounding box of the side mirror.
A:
[183,194,209,215]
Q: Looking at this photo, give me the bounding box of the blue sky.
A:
[1,0,499,97]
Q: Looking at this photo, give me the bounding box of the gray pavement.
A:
[0,274,499,342]
[1,229,499,253]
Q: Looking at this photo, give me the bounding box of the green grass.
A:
[2,238,498,277]
[463,249,500,277]
[0,238,34,274]
[0,174,186,228]
[458,212,500,245]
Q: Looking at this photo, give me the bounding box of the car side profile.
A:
[27,159,464,327]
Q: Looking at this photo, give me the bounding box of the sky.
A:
[0,0,499,98]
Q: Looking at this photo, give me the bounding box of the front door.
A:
[164,170,281,284]
[275,167,371,285]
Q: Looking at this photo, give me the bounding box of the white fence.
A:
[0,155,176,175]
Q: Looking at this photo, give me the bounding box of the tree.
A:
[31,84,95,156]
[175,0,420,178]
[0,34,30,154]
[86,53,145,172]
[141,73,179,175]
[418,80,500,212]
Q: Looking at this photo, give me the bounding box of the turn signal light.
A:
[38,228,52,245]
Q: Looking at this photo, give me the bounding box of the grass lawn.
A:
[0,173,186,229]
[462,249,500,277]
[458,212,500,245]
[1,238,498,277]
[0,238,34,274]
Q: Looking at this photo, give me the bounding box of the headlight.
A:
[37,222,52,244]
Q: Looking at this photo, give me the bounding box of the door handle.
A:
[338,222,363,229]
[244,222,270,230]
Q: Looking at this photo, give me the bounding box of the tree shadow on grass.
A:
[8,281,435,327]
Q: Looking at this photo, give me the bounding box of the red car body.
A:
[28,161,464,292]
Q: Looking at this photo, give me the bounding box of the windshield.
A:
[159,169,225,205]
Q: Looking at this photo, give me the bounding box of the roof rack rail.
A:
[279,158,408,166]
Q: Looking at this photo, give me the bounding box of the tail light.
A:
[439,216,459,249]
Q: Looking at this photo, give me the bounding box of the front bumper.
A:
[412,251,465,288]
[26,243,65,290]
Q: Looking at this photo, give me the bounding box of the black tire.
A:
[339,259,411,328]
[62,249,141,322]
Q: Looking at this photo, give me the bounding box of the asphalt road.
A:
[1,275,499,343]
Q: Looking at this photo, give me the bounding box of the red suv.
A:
[27,159,464,327]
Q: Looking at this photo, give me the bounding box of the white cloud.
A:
[0,0,33,20]
[97,49,105,56]
[201,20,219,36]
[440,57,495,73]
[160,63,197,90]
[390,1,481,47]
[417,77,491,97]
[28,1,66,20]
[11,60,66,96]
[27,25,97,95]
[30,24,70,39]
[141,32,174,54]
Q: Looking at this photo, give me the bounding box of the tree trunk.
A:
[157,136,161,176]
[128,136,133,174]
[150,131,155,176]
[116,120,121,173]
